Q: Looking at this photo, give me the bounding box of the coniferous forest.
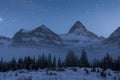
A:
[0,49,120,72]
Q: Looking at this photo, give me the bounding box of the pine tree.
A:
[17,58,24,69]
[9,57,17,71]
[92,58,101,68]
[115,56,120,71]
[57,57,62,67]
[23,56,33,70]
[65,50,77,67]
[36,54,48,69]
[47,53,52,68]
[52,56,56,68]
[101,53,113,69]
[79,49,89,67]
[31,57,36,70]
[36,55,41,69]
[0,58,4,71]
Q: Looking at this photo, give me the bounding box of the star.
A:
[0,18,3,22]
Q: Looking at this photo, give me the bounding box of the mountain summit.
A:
[69,21,87,34]
[106,26,120,44]
[12,25,62,46]
[68,21,99,39]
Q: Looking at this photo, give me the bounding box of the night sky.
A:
[0,0,120,38]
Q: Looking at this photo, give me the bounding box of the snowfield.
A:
[0,68,120,80]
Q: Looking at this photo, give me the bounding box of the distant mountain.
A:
[0,21,120,61]
[60,21,102,47]
[68,21,99,39]
[12,25,62,46]
[105,26,120,45]
[0,21,114,48]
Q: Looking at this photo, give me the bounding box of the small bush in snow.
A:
[70,68,77,72]
[108,72,111,76]
[96,69,100,73]
[84,68,89,75]
[113,76,117,80]
[56,68,65,72]
[47,72,57,76]
[91,68,96,72]
[15,72,18,77]
[100,71,106,78]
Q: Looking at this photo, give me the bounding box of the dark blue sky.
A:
[0,0,120,38]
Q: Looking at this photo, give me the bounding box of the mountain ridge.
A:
[0,20,119,47]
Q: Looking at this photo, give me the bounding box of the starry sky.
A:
[0,0,120,38]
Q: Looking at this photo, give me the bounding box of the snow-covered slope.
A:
[12,25,62,46]
[0,68,120,80]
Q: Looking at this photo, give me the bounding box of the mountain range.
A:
[0,21,120,61]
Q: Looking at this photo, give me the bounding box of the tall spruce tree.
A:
[101,53,113,69]
[53,56,56,68]
[47,53,52,68]
[65,50,77,67]
[9,57,17,71]
[79,49,89,67]
[17,58,24,69]
[57,57,62,67]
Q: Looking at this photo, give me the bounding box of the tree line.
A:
[0,49,120,72]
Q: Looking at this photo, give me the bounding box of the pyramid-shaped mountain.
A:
[68,21,99,39]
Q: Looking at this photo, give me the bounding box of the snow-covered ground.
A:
[0,68,120,80]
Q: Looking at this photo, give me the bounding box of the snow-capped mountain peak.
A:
[106,26,120,44]
[32,24,51,33]
[68,21,99,39]
[69,21,87,34]
[12,25,62,46]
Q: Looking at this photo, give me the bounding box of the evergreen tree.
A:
[52,56,56,68]
[9,57,17,71]
[36,55,41,68]
[0,58,4,71]
[114,56,120,71]
[92,58,101,68]
[42,54,48,68]
[57,57,62,67]
[65,50,77,67]
[31,57,36,70]
[101,53,113,69]
[17,58,24,69]
[47,53,52,68]
[36,54,48,69]
[79,49,89,67]
[23,56,33,70]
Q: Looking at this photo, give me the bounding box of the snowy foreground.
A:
[0,68,120,80]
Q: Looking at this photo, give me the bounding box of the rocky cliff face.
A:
[12,25,62,46]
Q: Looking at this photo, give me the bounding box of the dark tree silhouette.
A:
[79,49,89,67]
